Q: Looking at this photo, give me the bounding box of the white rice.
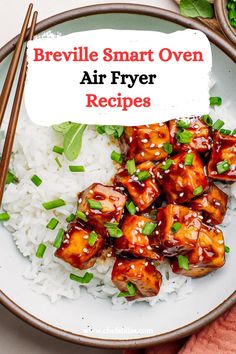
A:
[0,115,194,306]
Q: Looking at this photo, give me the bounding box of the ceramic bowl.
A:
[0,4,235,349]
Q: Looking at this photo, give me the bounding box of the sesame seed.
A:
[155,151,161,156]
[78,198,82,203]
[179,164,184,168]
[141,139,148,143]
[145,262,148,266]
[130,264,135,269]
[150,143,155,148]
[179,192,184,197]
[157,144,163,148]
[129,137,133,143]
[83,235,89,239]
[118,262,123,266]
[141,152,145,156]
[139,249,144,254]
[83,248,89,254]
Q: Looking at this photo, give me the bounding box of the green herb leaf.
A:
[225,245,230,253]
[52,121,74,134]
[104,125,124,139]
[177,255,189,270]
[64,124,87,161]
[179,0,214,19]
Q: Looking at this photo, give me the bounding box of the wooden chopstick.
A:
[0,11,38,206]
[0,3,33,127]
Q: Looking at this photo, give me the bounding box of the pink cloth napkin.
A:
[124,304,236,354]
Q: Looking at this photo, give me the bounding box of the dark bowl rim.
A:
[215,0,236,47]
[0,3,235,349]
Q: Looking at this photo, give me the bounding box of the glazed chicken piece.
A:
[112,258,162,300]
[55,221,104,270]
[169,117,212,153]
[115,161,161,211]
[208,132,236,181]
[189,183,228,225]
[170,223,225,277]
[122,123,170,163]
[78,183,126,237]
[156,204,202,256]
[115,215,162,261]
[154,150,208,204]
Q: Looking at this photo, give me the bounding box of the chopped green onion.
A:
[70,272,93,284]
[69,165,85,172]
[171,222,181,233]
[76,210,88,222]
[184,153,194,166]
[55,157,62,168]
[105,222,123,238]
[96,125,106,134]
[202,114,213,126]
[216,160,230,174]
[46,218,59,230]
[66,213,75,223]
[88,231,98,246]
[210,96,222,106]
[193,186,203,196]
[177,255,189,270]
[160,159,173,170]
[142,222,156,236]
[31,174,42,187]
[36,243,46,258]
[53,228,64,248]
[232,129,236,135]
[126,159,136,175]
[42,199,66,210]
[225,245,230,253]
[118,282,136,297]
[6,171,16,184]
[53,145,64,155]
[87,199,103,210]
[126,200,136,215]
[177,119,190,129]
[220,129,231,135]
[0,212,10,222]
[136,171,150,182]
[176,129,193,144]
[111,151,123,164]
[212,119,224,131]
[163,143,173,154]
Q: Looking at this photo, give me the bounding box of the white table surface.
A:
[0,1,178,353]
